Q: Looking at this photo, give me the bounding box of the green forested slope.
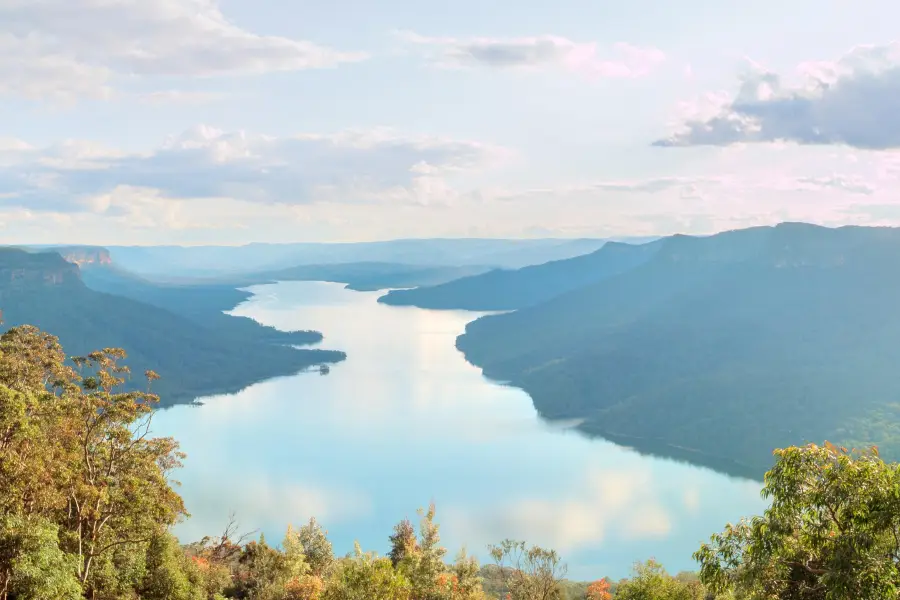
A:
[78,263,323,346]
[0,249,343,406]
[458,223,900,476]
[379,240,664,310]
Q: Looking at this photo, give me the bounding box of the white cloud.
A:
[173,473,372,544]
[0,125,504,213]
[0,0,367,100]
[0,32,113,101]
[655,42,900,149]
[397,31,665,78]
[138,90,226,105]
[789,174,875,195]
[4,128,900,244]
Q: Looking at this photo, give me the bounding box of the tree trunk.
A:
[1,569,11,600]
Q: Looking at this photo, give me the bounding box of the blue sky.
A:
[2,0,899,244]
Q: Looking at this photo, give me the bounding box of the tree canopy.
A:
[6,322,900,599]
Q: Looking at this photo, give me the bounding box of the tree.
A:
[442,549,486,600]
[282,525,312,580]
[409,503,449,599]
[141,532,204,600]
[60,348,187,593]
[696,442,900,599]
[283,574,326,600]
[585,578,611,600]
[298,518,334,578]
[615,560,706,600]
[392,503,451,600]
[0,326,189,598]
[0,327,78,518]
[487,540,566,600]
[0,514,80,600]
[0,325,76,394]
[323,543,411,600]
[389,518,418,568]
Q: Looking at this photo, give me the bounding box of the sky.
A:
[2,0,900,245]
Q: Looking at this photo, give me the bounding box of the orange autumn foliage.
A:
[586,577,612,600]
[283,575,325,600]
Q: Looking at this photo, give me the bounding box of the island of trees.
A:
[3,325,900,599]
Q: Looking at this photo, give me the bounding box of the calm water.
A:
[153,281,766,581]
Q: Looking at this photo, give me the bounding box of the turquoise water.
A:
[152,280,766,581]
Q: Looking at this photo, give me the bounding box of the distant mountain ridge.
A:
[379,239,666,310]
[222,261,494,292]
[456,223,900,477]
[97,237,655,278]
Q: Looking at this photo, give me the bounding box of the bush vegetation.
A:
[2,324,897,599]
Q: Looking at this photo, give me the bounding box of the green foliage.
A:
[0,514,81,600]
[297,518,334,579]
[0,325,189,600]
[389,519,418,568]
[400,503,449,600]
[696,442,900,599]
[12,319,900,600]
[141,532,204,600]
[322,543,411,600]
[614,560,707,600]
[445,549,486,600]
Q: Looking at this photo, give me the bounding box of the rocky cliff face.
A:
[55,246,112,267]
[0,249,83,295]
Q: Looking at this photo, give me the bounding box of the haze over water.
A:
[153,281,766,581]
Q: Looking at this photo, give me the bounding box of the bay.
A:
[152,280,766,581]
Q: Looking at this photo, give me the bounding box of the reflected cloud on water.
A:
[153,281,767,580]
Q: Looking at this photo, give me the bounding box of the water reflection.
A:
[153,281,766,581]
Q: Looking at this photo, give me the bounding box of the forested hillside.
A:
[0,248,343,406]
[458,223,900,476]
[379,240,664,310]
[77,262,323,347]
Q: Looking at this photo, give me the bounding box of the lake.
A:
[152,280,766,581]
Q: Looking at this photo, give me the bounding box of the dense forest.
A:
[0,249,344,406]
[456,223,900,477]
[3,324,899,599]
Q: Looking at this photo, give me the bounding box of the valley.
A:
[7,222,900,474]
[4,224,900,596]
[150,280,766,582]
